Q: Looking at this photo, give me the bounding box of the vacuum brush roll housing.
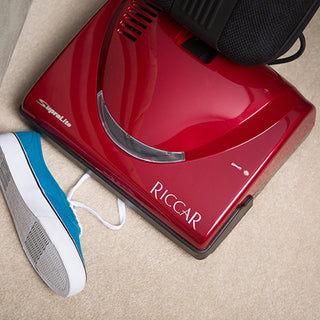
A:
[21,0,316,259]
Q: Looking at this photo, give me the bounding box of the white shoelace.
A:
[67,172,126,236]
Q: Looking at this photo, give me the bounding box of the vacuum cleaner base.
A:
[20,0,316,259]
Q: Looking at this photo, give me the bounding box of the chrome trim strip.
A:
[97,91,185,163]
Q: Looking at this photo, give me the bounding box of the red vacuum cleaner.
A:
[20,0,316,259]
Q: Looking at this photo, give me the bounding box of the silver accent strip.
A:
[97,91,185,163]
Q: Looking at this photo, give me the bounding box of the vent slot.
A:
[125,23,142,35]
[134,3,157,17]
[127,16,147,29]
[131,9,153,23]
[118,0,161,41]
[141,0,162,12]
[122,31,137,42]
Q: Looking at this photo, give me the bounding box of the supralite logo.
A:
[36,98,72,128]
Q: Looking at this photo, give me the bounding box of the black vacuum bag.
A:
[154,0,320,66]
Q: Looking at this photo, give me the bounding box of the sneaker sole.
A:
[0,133,86,297]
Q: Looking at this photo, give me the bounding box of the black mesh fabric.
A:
[154,0,319,65]
[217,0,317,65]
[153,0,174,12]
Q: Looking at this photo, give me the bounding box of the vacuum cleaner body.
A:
[21,0,316,258]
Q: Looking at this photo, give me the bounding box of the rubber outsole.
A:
[0,132,86,297]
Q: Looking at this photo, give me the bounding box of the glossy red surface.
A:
[21,0,316,256]
[102,7,294,159]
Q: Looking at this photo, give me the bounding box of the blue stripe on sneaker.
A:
[14,132,85,265]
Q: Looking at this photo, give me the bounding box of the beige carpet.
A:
[0,1,319,319]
